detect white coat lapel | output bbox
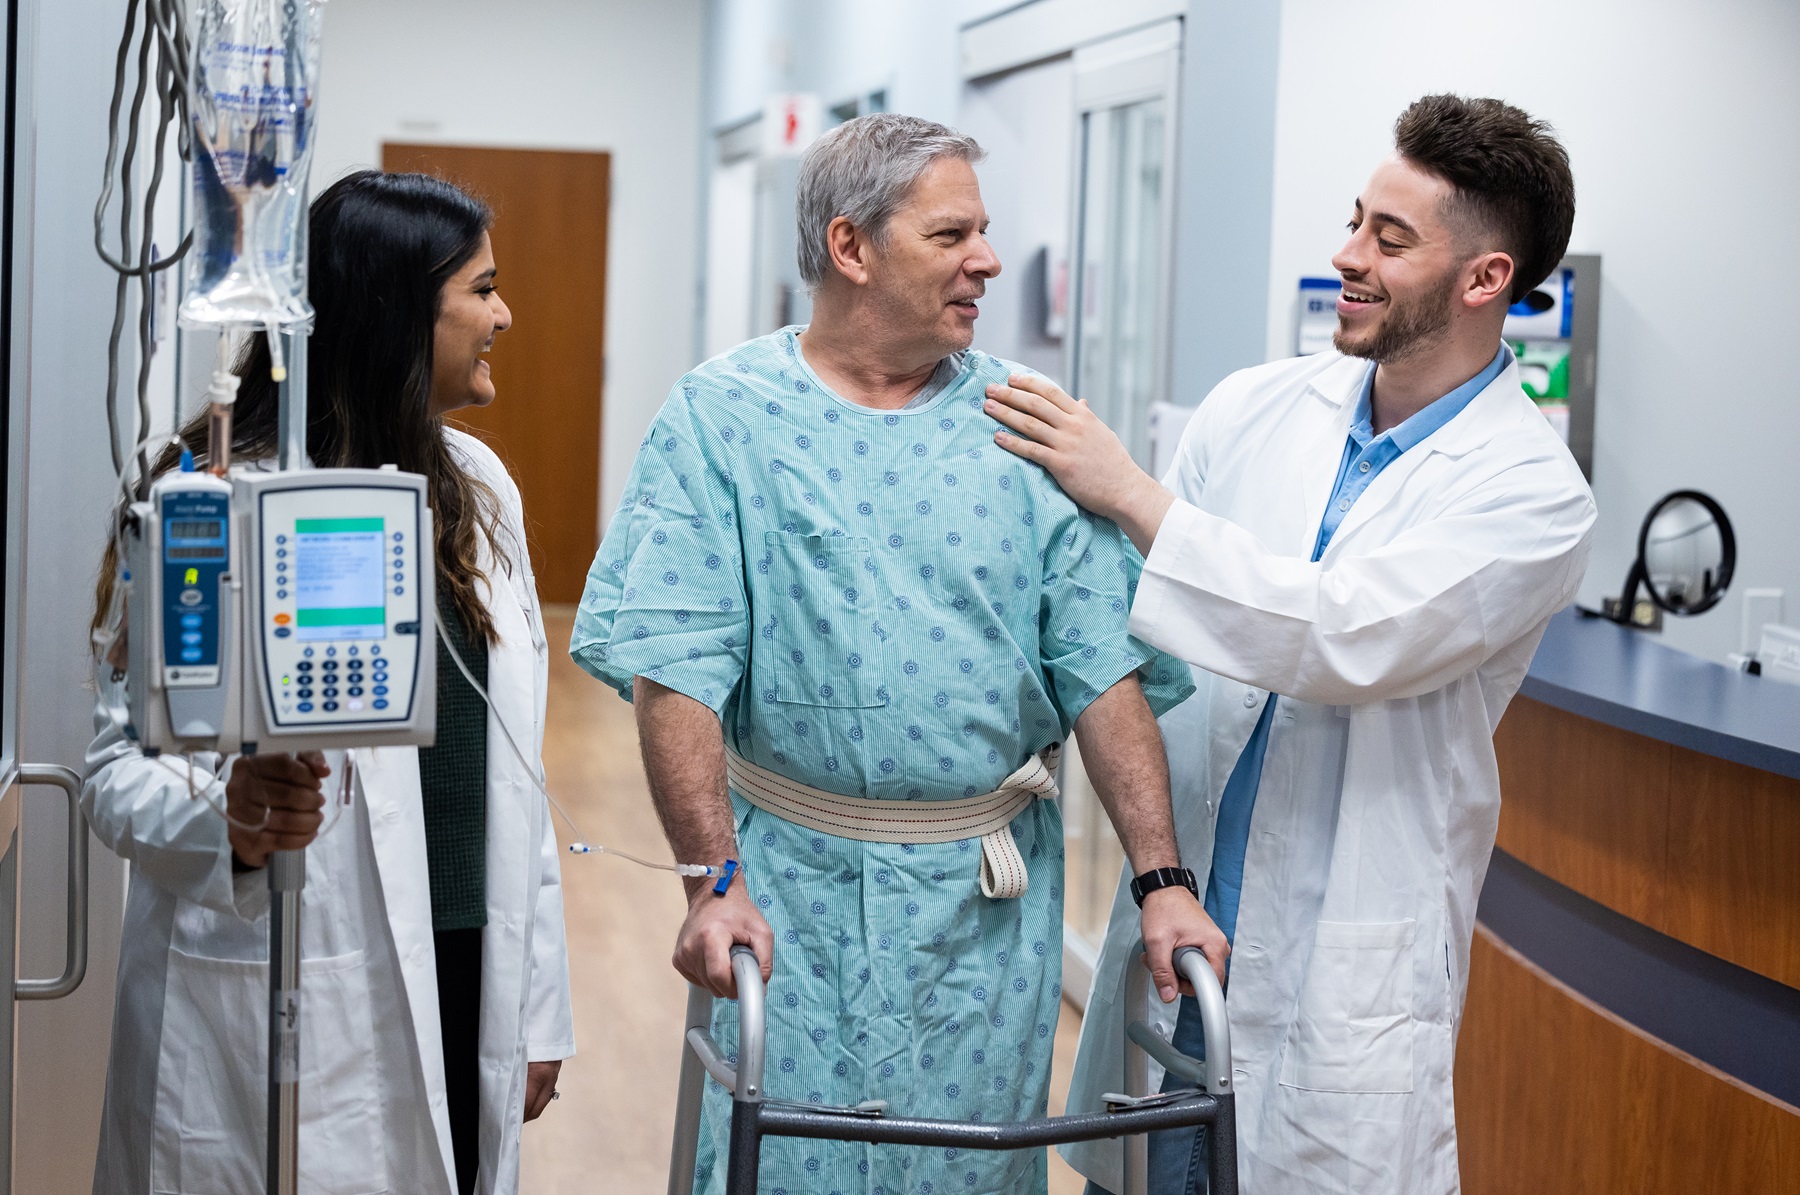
[1295,358,1368,555]
[466,499,558,1190]
[1323,359,1526,555]
[476,566,541,1011]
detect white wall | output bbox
[706,0,966,130]
[1265,0,1800,663]
[312,0,705,527]
[1170,0,1281,396]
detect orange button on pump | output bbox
[273,612,292,626]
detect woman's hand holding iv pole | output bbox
[224,752,330,869]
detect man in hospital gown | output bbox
[572,114,1217,1193]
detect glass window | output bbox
[1071,97,1167,466]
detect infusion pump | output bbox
[125,466,437,754]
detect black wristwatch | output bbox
[1130,866,1199,907]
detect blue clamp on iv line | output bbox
[712,859,739,896]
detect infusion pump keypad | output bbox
[257,485,423,729]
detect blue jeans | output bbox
[1084,993,1211,1195]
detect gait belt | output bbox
[724,746,1061,900]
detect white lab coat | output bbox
[1063,352,1595,1193]
[84,430,575,1195]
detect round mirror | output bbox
[1640,493,1733,614]
[1592,490,1735,628]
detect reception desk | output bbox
[1456,609,1800,1191]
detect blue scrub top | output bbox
[1203,346,1510,947]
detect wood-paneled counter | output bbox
[1455,611,1800,1193]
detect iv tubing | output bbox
[431,606,726,880]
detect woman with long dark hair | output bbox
[84,170,572,1195]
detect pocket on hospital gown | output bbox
[152,947,389,1195]
[752,531,887,708]
[1278,919,1417,1094]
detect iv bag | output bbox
[179,0,327,331]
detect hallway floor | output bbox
[519,606,1086,1194]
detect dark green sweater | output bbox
[417,595,488,931]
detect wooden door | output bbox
[382,143,609,604]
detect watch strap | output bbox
[1130,865,1199,907]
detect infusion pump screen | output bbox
[255,478,425,733]
[294,518,387,641]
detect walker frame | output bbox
[666,942,1237,1195]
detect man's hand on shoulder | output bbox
[673,877,775,999]
[1139,887,1229,1003]
[984,373,1174,555]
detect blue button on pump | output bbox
[373,685,388,696]
[297,702,313,712]
[373,699,389,710]
[323,701,339,712]
[180,613,202,629]
[180,631,202,646]
[274,627,292,638]
[180,648,202,662]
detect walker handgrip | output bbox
[1124,1021,1209,1086]
[686,1027,740,1092]
[1173,946,1232,1096]
[730,945,767,1102]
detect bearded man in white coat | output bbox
[985,95,1597,1193]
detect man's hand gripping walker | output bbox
[667,943,1238,1195]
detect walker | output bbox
[667,942,1237,1194]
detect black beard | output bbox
[1332,268,1458,364]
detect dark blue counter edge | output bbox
[1475,847,1800,1109]
[1519,608,1800,784]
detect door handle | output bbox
[15,764,89,1001]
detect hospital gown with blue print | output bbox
[571,328,1192,1195]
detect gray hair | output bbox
[795,113,985,291]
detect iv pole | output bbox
[267,326,309,1195]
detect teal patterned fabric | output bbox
[572,328,1192,1194]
